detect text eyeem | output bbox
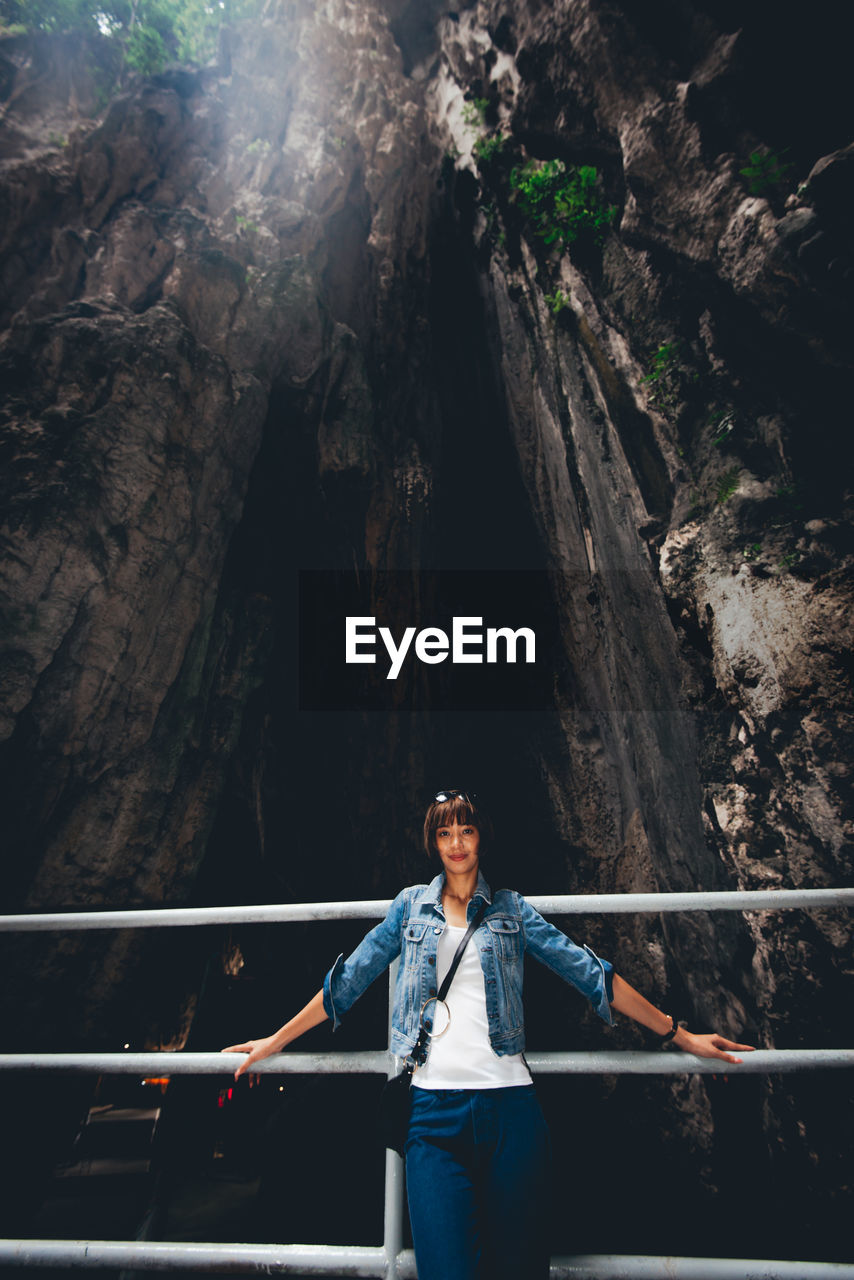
[345,616,536,681]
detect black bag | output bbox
[378,1062,416,1156]
[379,901,487,1156]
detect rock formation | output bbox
[0,0,851,1259]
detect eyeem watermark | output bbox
[298,569,556,711]
[346,616,537,680]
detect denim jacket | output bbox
[322,871,615,1058]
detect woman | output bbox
[223,789,754,1279]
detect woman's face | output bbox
[435,820,480,878]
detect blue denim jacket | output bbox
[322,871,615,1058]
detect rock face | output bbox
[1,0,442,1042]
[0,0,851,1259]
[422,1,852,1255]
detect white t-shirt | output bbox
[412,924,532,1090]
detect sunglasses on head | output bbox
[433,790,478,805]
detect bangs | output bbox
[423,790,493,856]
[433,794,477,829]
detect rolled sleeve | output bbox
[518,896,615,1027]
[321,888,409,1030]
[322,953,345,1027]
[602,958,615,1005]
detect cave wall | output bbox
[422,0,853,1247]
[0,0,852,1258]
[443,0,854,1015]
[1,0,447,1044]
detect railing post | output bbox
[383,959,404,1280]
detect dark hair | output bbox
[423,791,493,858]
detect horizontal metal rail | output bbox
[1,1049,851,1075]
[1,887,852,932]
[521,1049,854,1075]
[0,1241,387,1275]
[3,893,851,1278]
[1,1241,852,1278]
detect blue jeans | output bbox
[405,1086,552,1280]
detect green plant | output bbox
[477,198,501,238]
[641,340,685,411]
[544,288,570,316]
[742,542,762,560]
[235,213,259,234]
[473,133,506,165]
[707,408,736,446]
[0,0,100,34]
[716,466,741,504]
[509,159,616,248]
[779,550,801,570]
[643,340,680,381]
[124,21,166,74]
[246,137,272,156]
[0,0,262,95]
[462,97,489,128]
[740,147,793,196]
[461,95,505,168]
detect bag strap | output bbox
[437,899,487,1000]
[407,899,487,1069]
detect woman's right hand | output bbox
[221,1035,282,1081]
[220,990,328,1083]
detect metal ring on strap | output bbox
[419,995,451,1038]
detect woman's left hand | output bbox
[675,1028,755,1064]
[608,975,757,1066]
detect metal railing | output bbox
[2,1047,853,1076]
[1,1239,853,1277]
[2,886,852,931]
[1,887,852,1279]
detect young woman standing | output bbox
[224,790,754,1279]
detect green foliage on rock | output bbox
[461,97,488,128]
[644,340,681,379]
[641,340,685,411]
[739,147,793,196]
[124,20,166,74]
[473,133,506,166]
[709,408,736,447]
[544,288,570,315]
[509,158,616,248]
[460,95,506,169]
[0,0,89,33]
[0,0,261,76]
[716,466,741,504]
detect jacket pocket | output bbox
[403,920,429,969]
[486,916,522,961]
